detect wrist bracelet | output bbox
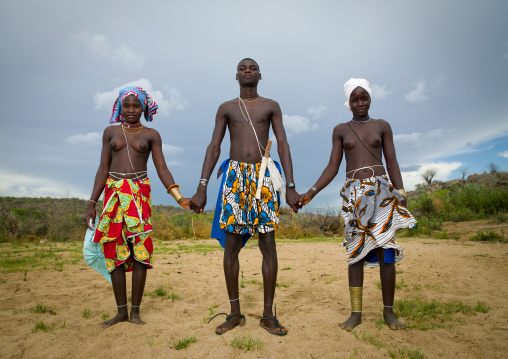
[199,179,208,187]
[397,189,406,197]
[310,186,317,192]
[286,182,295,188]
[168,185,184,204]
[89,199,97,204]
[167,184,179,193]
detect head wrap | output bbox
[343,78,372,110]
[109,86,158,123]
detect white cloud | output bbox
[498,150,508,158]
[405,78,429,103]
[66,132,101,146]
[283,106,325,135]
[162,143,183,155]
[401,161,462,190]
[394,119,508,168]
[93,79,189,117]
[392,122,508,190]
[163,86,190,114]
[73,31,145,69]
[371,84,392,100]
[306,106,327,120]
[283,115,318,135]
[404,75,443,103]
[0,169,89,199]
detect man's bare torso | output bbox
[222,97,275,163]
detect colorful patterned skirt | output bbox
[93,177,154,273]
[219,160,279,235]
[340,175,417,265]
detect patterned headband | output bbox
[109,86,158,123]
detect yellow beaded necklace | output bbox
[122,123,143,135]
[240,96,261,102]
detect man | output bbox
[190,58,299,336]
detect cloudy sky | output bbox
[1,0,507,210]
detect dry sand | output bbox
[1,236,507,358]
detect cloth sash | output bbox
[211,158,282,249]
[93,177,152,243]
[340,175,416,265]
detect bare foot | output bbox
[339,312,362,331]
[130,307,146,325]
[102,312,129,328]
[215,314,246,334]
[384,308,405,330]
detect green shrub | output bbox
[405,184,508,232]
[470,230,504,242]
[404,216,442,238]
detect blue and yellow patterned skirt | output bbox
[219,160,279,235]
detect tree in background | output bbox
[459,167,469,180]
[421,168,438,186]
[487,162,499,174]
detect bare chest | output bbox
[227,104,271,129]
[342,129,382,150]
[109,130,151,153]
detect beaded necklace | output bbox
[350,117,372,123]
[240,96,261,102]
[122,122,143,135]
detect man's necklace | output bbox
[240,96,261,102]
[350,117,372,123]
[238,97,265,157]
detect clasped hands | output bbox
[187,186,305,214]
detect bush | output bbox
[407,183,508,224]
[403,216,442,238]
[407,193,436,218]
[470,230,505,242]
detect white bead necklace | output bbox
[350,117,372,123]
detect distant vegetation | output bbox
[1,172,506,243]
[0,197,343,242]
[404,172,508,239]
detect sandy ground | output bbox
[0,237,507,359]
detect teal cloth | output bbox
[83,216,112,283]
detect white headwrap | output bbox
[343,78,372,110]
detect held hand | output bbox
[84,206,96,230]
[298,192,314,207]
[285,188,300,213]
[179,198,191,210]
[190,190,207,214]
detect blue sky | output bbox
[0,0,507,210]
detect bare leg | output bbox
[376,248,405,330]
[130,255,147,325]
[258,231,287,335]
[102,265,129,327]
[339,259,364,331]
[215,232,244,333]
